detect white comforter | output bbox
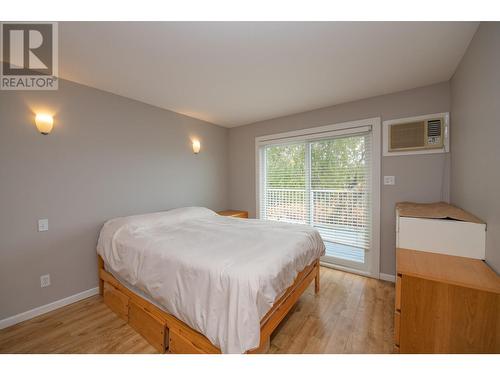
[97,207,325,353]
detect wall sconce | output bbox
[192,139,201,154]
[35,114,54,135]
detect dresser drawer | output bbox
[103,282,129,321]
[129,301,168,353]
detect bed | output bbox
[97,207,325,354]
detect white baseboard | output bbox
[379,273,396,283]
[321,262,396,283]
[0,287,99,330]
[320,261,379,279]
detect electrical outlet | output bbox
[38,219,49,232]
[384,176,396,185]
[40,274,51,288]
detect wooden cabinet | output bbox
[394,248,500,353]
[217,210,249,218]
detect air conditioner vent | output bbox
[427,119,442,137]
[390,121,425,150]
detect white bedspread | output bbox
[97,207,325,353]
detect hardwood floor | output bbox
[0,267,395,354]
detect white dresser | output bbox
[396,201,486,259]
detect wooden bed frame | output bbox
[98,255,320,354]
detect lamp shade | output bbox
[192,140,201,154]
[35,114,54,135]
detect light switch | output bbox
[38,219,49,232]
[384,176,396,185]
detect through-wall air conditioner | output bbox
[383,113,449,156]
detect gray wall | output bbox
[450,22,500,273]
[228,82,451,276]
[0,79,229,319]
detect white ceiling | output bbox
[58,22,478,127]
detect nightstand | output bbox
[217,210,249,218]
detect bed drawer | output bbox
[103,282,129,321]
[169,330,206,354]
[129,301,168,353]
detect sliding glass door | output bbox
[257,120,379,276]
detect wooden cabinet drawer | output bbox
[395,275,402,311]
[129,301,168,353]
[394,311,400,346]
[103,282,129,321]
[169,330,205,354]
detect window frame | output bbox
[255,117,381,279]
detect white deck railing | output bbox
[264,188,368,229]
